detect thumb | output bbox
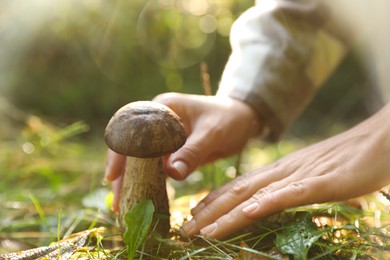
[166,133,213,180]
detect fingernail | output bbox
[182,220,196,236]
[111,203,118,212]
[172,161,188,177]
[200,223,217,236]
[191,202,205,215]
[242,202,259,215]
[101,178,109,186]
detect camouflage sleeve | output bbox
[216,0,350,141]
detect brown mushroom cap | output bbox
[105,101,187,158]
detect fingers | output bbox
[154,93,222,179]
[111,174,124,212]
[198,208,257,240]
[154,93,204,179]
[242,176,333,219]
[195,176,334,239]
[166,133,217,180]
[154,93,261,180]
[190,161,286,215]
[105,149,126,212]
[182,159,340,239]
[182,165,286,237]
[182,177,254,237]
[153,93,192,133]
[190,175,252,216]
[105,149,126,181]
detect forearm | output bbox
[361,103,390,186]
[380,104,390,184]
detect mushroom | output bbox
[104,101,186,235]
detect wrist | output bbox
[223,96,265,138]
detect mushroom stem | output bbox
[118,156,170,235]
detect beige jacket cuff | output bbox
[217,0,348,141]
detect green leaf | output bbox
[123,200,155,260]
[275,213,324,260]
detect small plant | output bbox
[275,212,325,259]
[123,200,155,260]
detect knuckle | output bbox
[153,92,180,106]
[262,192,277,205]
[273,159,283,168]
[211,124,224,136]
[201,189,224,205]
[252,188,270,202]
[250,185,278,205]
[231,176,248,194]
[194,206,211,220]
[202,193,217,205]
[288,182,306,197]
[179,145,203,164]
[217,212,235,225]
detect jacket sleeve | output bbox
[216,0,350,141]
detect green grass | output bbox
[0,115,389,259]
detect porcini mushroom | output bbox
[104,101,186,235]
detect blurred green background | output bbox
[1,0,254,137]
[0,0,373,138]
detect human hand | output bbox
[181,104,390,239]
[153,93,262,180]
[105,92,262,211]
[105,149,126,212]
